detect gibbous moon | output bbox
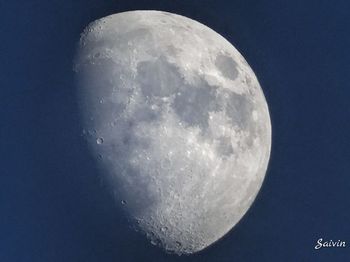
[74,11,271,255]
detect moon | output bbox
[74,11,271,255]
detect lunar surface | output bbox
[74,11,271,255]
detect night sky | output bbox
[1,1,350,261]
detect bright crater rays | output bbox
[74,11,271,255]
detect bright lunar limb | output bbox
[74,11,271,255]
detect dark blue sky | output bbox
[1,1,350,261]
